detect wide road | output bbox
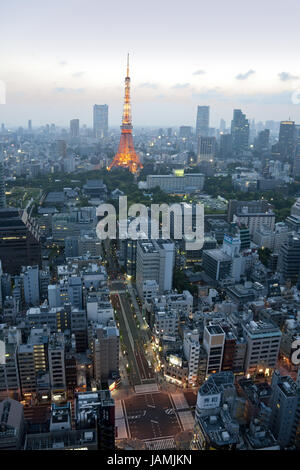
[119,292,156,382]
[111,293,141,386]
[104,238,156,384]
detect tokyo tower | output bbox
[108,54,143,174]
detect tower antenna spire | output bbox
[107,55,143,174]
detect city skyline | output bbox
[1,0,300,127]
[2,0,300,456]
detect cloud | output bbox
[72,71,85,78]
[235,69,255,80]
[278,72,299,81]
[192,70,206,76]
[54,87,85,93]
[191,88,293,105]
[139,82,158,89]
[249,90,293,105]
[58,61,67,66]
[171,83,190,89]
[191,87,226,101]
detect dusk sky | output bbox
[1,0,300,128]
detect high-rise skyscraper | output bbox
[196,106,209,137]
[231,109,250,155]
[219,118,226,133]
[219,134,232,158]
[28,120,32,132]
[269,370,300,447]
[22,266,40,306]
[197,136,216,163]
[278,233,300,283]
[0,208,41,274]
[48,333,66,397]
[0,155,6,209]
[255,129,270,152]
[93,104,108,138]
[108,55,142,174]
[70,119,80,139]
[136,239,174,298]
[56,139,67,158]
[278,120,296,161]
[93,324,119,386]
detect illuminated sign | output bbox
[169,355,182,367]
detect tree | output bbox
[258,247,272,266]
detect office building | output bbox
[136,240,174,298]
[56,140,67,158]
[22,265,40,307]
[196,106,209,137]
[203,324,226,376]
[183,329,201,385]
[197,136,216,163]
[27,304,67,332]
[0,208,41,275]
[255,129,270,153]
[278,234,300,283]
[25,428,97,450]
[48,333,66,397]
[228,199,273,223]
[146,170,205,194]
[291,197,300,218]
[195,371,235,418]
[142,280,159,302]
[70,119,80,139]
[253,222,289,253]
[179,126,192,138]
[193,405,239,450]
[219,133,232,158]
[231,109,249,155]
[0,335,20,400]
[0,398,24,450]
[154,308,179,340]
[17,344,37,397]
[27,327,49,374]
[242,320,282,376]
[202,249,232,281]
[233,208,275,236]
[93,324,119,385]
[75,390,115,450]
[93,104,108,138]
[244,419,279,450]
[222,233,243,282]
[269,371,300,447]
[48,277,83,310]
[278,121,296,161]
[0,156,6,209]
[49,403,71,432]
[286,215,300,233]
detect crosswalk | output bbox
[164,408,175,415]
[134,383,159,394]
[145,438,176,450]
[171,393,189,410]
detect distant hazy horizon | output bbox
[1,0,300,128]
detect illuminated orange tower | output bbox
[108,54,143,174]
